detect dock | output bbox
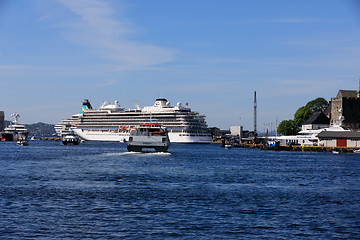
[40,137,61,141]
[232,143,359,153]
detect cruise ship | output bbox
[55,98,212,143]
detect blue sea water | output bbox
[0,141,359,239]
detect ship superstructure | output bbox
[55,98,212,143]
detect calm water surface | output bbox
[0,141,359,239]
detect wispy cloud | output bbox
[265,18,322,23]
[57,0,177,71]
[261,77,344,98]
[98,79,118,87]
[36,15,51,22]
[0,65,68,71]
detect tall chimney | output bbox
[0,111,4,132]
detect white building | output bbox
[317,131,360,147]
[230,126,242,138]
[301,112,330,131]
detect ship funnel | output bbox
[81,99,93,113]
[154,98,168,107]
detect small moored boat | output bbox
[224,144,232,149]
[17,140,29,146]
[127,123,170,152]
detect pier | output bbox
[233,143,359,153]
[40,137,61,141]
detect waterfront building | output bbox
[317,130,360,147]
[325,89,360,129]
[269,112,349,147]
[265,87,360,147]
[210,126,250,143]
[209,127,230,142]
[301,112,330,131]
[230,126,242,138]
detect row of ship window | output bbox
[79,122,206,127]
[80,119,205,123]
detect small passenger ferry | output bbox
[62,133,80,145]
[127,123,170,152]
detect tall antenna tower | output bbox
[254,91,257,137]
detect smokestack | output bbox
[0,111,4,132]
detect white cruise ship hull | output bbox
[73,128,211,143]
[168,132,212,143]
[73,129,128,142]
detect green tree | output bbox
[293,106,312,127]
[293,97,328,128]
[277,119,298,135]
[305,97,328,112]
[277,97,329,135]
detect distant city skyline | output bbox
[0,0,359,130]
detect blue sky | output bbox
[0,0,359,130]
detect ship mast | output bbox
[254,91,257,138]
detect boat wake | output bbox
[101,151,171,157]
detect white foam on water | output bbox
[100,151,171,157]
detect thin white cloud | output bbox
[261,77,345,98]
[0,65,68,71]
[57,0,177,70]
[265,18,322,23]
[98,79,118,87]
[37,15,51,22]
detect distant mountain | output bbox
[25,122,56,137]
[4,120,55,137]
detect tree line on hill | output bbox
[277,97,328,135]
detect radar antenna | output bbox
[134,101,141,110]
[11,113,20,125]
